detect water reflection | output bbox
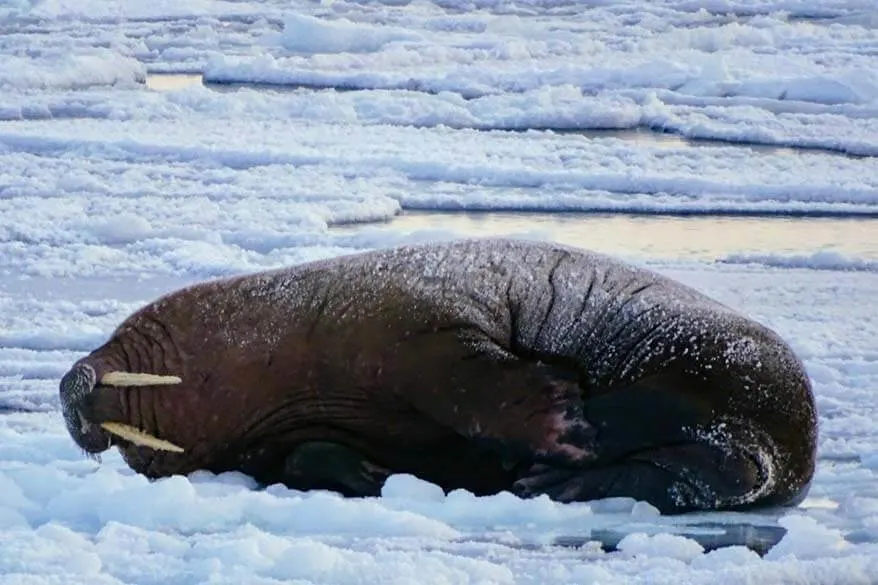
[145,73,204,92]
[374,212,878,261]
[563,129,804,156]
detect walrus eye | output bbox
[99,421,185,453]
[100,372,182,386]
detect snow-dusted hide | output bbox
[59,238,817,514]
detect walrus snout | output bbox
[59,362,185,454]
[59,362,109,454]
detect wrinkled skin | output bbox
[59,238,818,514]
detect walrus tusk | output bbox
[100,372,182,386]
[99,422,185,453]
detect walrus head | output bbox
[55,268,329,483]
[59,361,186,457]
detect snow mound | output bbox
[719,251,878,272]
[0,50,145,91]
[278,13,423,55]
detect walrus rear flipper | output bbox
[512,369,784,514]
[512,440,766,514]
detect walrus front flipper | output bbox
[398,329,596,468]
[283,441,391,497]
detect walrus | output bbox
[58,238,817,514]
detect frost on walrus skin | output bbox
[57,237,818,516]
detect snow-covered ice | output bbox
[1,0,877,583]
[5,0,878,154]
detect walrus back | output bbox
[311,237,818,509]
[101,237,816,510]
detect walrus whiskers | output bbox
[100,372,182,386]
[99,422,185,453]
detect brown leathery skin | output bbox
[59,238,818,511]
